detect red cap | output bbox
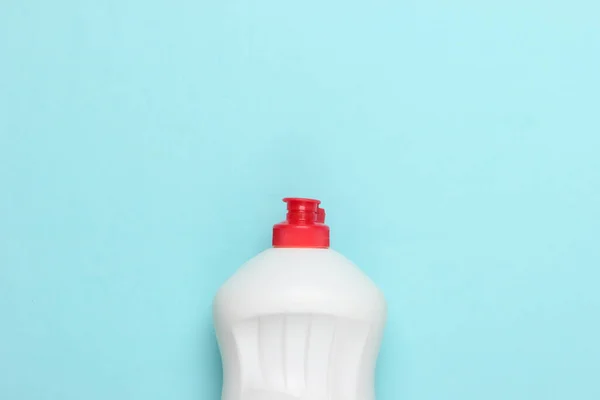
[272,198,330,248]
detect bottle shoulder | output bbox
[213,248,386,324]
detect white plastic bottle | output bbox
[213,198,387,400]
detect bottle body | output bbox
[213,248,387,400]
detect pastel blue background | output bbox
[1,0,599,399]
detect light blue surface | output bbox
[1,1,599,399]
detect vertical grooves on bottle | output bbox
[257,317,265,386]
[282,315,288,390]
[232,314,374,399]
[354,324,372,398]
[303,315,312,390]
[231,326,243,399]
[326,319,337,400]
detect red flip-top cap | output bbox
[272,198,330,248]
